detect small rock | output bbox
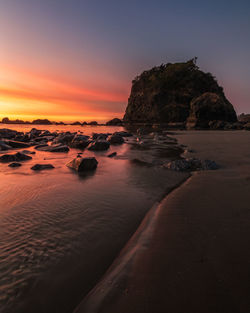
[67,157,98,172]
[0,152,32,163]
[108,152,117,158]
[88,141,110,151]
[31,164,55,171]
[108,134,124,144]
[8,162,22,167]
[166,158,219,171]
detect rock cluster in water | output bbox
[0,126,221,175]
[123,59,238,129]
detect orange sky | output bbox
[0,65,129,123]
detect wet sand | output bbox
[75,130,250,313]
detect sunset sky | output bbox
[0,0,250,122]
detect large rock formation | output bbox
[123,59,237,127]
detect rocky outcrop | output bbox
[123,59,237,127]
[186,93,237,129]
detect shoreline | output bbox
[74,130,250,313]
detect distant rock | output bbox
[31,164,55,171]
[123,59,237,127]
[166,158,219,171]
[238,113,250,123]
[71,121,82,125]
[88,141,110,151]
[88,121,98,125]
[32,119,52,125]
[106,118,123,126]
[67,157,98,172]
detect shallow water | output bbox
[0,125,187,313]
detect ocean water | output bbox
[0,125,187,313]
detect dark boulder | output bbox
[67,157,98,172]
[4,140,30,148]
[108,134,124,144]
[0,152,32,163]
[8,162,22,167]
[88,141,110,151]
[186,93,237,129]
[38,144,69,152]
[123,59,237,127]
[107,152,117,158]
[31,164,55,171]
[0,128,18,139]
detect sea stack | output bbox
[123,59,237,128]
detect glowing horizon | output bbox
[1,0,250,122]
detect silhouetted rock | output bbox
[113,131,132,137]
[69,135,91,149]
[38,144,69,152]
[88,121,98,125]
[124,59,237,127]
[4,140,30,148]
[32,119,52,125]
[8,162,22,167]
[107,152,117,158]
[92,133,109,140]
[0,152,32,163]
[31,164,55,171]
[0,128,18,139]
[52,132,75,144]
[67,157,98,172]
[0,141,12,151]
[71,121,82,125]
[108,134,124,144]
[186,93,237,129]
[88,141,110,151]
[106,118,123,126]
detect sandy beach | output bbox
[75,130,250,313]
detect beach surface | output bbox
[75,130,250,313]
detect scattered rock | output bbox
[31,164,55,171]
[108,134,124,144]
[0,152,32,163]
[38,144,69,152]
[3,140,30,148]
[113,131,132,137]
[166,158,219,171]
[88,141,110,151]
[8,162,22,167]
[67,157,98,172]
[92,133,109,140]
[21,150,36,155]
[107,152,117,158]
